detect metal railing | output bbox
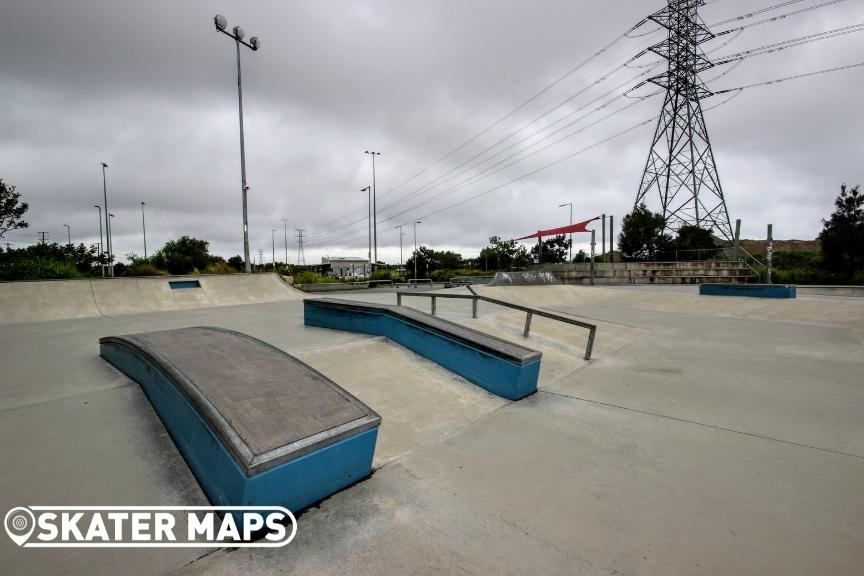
[396,289,597,360]
[449,276,495,287]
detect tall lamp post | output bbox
[64,224,71,245]
[413,221,421,281]
[93,205,104,277]
[213,13,260,274]
[364,151,381,264]
[271,229,277,266]
[101,163,113,276]
[361,186,371,262]
[140,201,148,259]
[281,218,289,265]
[109,213,115,267]
[559,202,573,263]
[394,225,404,274]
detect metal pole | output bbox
[272,229,276,265]
[363,186,371,262]
[414,222,420,281]
[609,215,615,263]
[372,155,377,264]
[282,218,289,264]
[94,205,104,277]
[590,230,596,285]
[101,163,113,277]
[601,214,606,263]
[734,218,741,260]
[568,204,573,262]
[395,225,403,273]
[141,202,147,259]
[236,39,251,274]
[64,224,71,245]
[766,224,773,284]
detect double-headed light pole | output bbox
[364,151,381,265]
[213,13,260,274]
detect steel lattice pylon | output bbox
[635,0,733,241]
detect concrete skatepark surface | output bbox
[1,275,863,575]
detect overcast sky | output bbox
[2,0,862,264]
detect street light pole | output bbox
[140,201,148,259]
[94,205,104,277]
[281,218,289,265]
[394,225,404,273]
[413,221,421,281]
[364,151,381,264]
[559,202,573,263]
[271,229,276,266]
[109,214,115,266]
[64,224,71,245]
[101,162,113,277]
[361,186,371,262]
[213,14,260,274]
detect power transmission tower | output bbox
[257,249,264,268]
[634,0,733,241]
[296,229,306,266]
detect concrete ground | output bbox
[1,280,863,575]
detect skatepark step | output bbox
[304,298,542,401]
[99,326,380,512]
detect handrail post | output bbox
[431,295,436,316]
[472,297,478,319]
[397,292,402,306]
[523,312,533,337]
[584,326,596,361]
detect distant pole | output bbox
[365,151,381,264]
[590,230,596,285]
[609,215,615,263]
[64,224,71,245]
[140,202,148,259]
[101,162,113,277]
[734,219,742,260]
[559,202,573,262]
[601,214,606,263]
[109,214,115,266]
[395,225,404,272]
[271,229,276,265]
[94,205,104,277]
[413,221,421,281]
[362,186,371,262]
[281,218,289,264]
[766,224,773,284]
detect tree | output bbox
[673,224,716,253]
[405,246,436,279]
[227,255,244,272]
[618,203,671,261]
[530,235,571,264]
[481,236,531,270]
[819,184,863,280]
[151,236,212,275]
[0,180,29,238]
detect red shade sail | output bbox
[515,217,600,240]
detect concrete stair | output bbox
[535,260,758,285]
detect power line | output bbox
[713,60,864,95]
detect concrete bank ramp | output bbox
[0,273,304,324]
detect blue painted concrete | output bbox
[100,342,377,512]
[304,301,540,401]
[700,283,797,299]
[168,280,201,289]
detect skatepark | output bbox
[1,274,862,575]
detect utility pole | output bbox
[590,230,596,286]
[361,186,372,262]
[281,218,289,264]
[64,224,71,245]
[271,229,276,266]
[140,202,148,259]
[101,162,113,277]
[296,229,306,265]
[394,225,404,273]
[601,214,606,262]
[364,151,381,264]
[38,232,49,244]
[413,221,421,282]
[559,202,573,263]
[94,205,104,277]
[609,215,615,263]
[634,0,733,241]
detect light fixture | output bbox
[214,14,228,30]
[233,26,245,41]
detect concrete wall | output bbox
[0,274,304,325]
[534,261,758,285]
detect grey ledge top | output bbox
[100,327,380,476]
[307,298,542,366]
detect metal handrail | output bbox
[396,289,596,361]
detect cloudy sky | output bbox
[2,0,862,264]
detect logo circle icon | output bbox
[4,507,36,547]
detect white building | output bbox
[322,256,371,279]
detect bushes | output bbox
[293,271,339,284]
[205,261,237,275]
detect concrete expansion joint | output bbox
[539,390,864,460]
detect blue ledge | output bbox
[100,327,380,512]
[700,283,797,299]
[304,298,542,401]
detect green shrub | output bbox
[293,271,340,284]
[126,262,167,276]
[204,261,237,275]
[16,257,84,280]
